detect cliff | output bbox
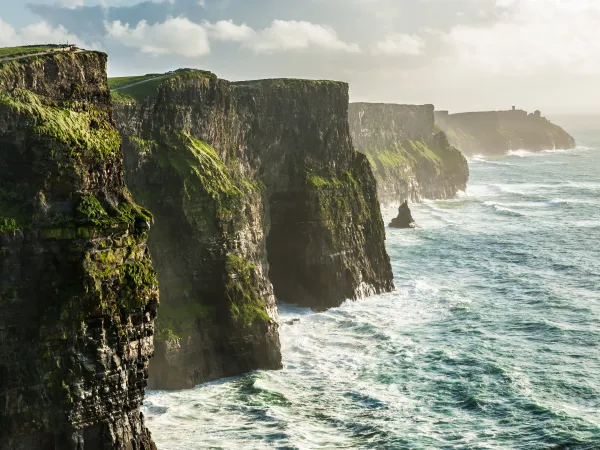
[349,103,469,206]
[0,48,158,449]
[434,109,576,155]
[111,71,394,389]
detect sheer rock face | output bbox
[0,51,158,449]
[349,103,469,206]
[113,72,393,389]
[434,109,576,156]
[232,80,394,310]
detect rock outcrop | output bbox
[389,201,417,229]
[111,71,394,389]
[349,103,469,206]
[434,108,576,155]
[0,48,158,449]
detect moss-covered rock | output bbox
[349,103,469,206]
[0,47,157,450]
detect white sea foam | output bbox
[507,149,538,157]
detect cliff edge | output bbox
[0,47,158,449]
[434,108,576,155]
[111,71,393,389]
[349,103,469,206]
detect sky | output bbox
[1,0,599,114]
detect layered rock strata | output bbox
[112,71,394,389]
[349,103,469,206]
[434,108,576,155]
[0,48,158,449]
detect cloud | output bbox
[204,19,254,42]
[104,16,360,57]
[247,20,360,53]
[442,0,600,74]
[0,17,87,47]
[57,0,85,8]
[105,17,210,57]
[205,19,361,54]
[373,33,424,55]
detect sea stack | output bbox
[349,103,469,206]
[389,201,417,229]
[111,70,394,389]
[0,47,158,449]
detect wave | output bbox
[548,198,598,206]
[565,181,600,192]
[469,154,515,166]
[482,200,524,217]
[507,149,539,158]
[507,148,574,158]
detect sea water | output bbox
[144,133,600,449]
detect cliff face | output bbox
[0,49,158,449]
[349,103,469,206]
[435,109,576,155]
[232,80,393,309]
[112,71,393,389]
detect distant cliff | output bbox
[0,48,158,449]
[434,108,576,155]
[112,71,393,389]
[349,103,469,206]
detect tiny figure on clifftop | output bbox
[389,201,417,229]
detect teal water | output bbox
[144,136,600,449]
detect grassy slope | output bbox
[365,139,442,181]
[0,45,65,59]
[108,74,164,90]
[109,69,216,103]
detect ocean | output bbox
[143,133,600,449]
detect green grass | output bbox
[0,88,121,161]
[109,69,217,103]
[226,253,271,326]
[108,74,163,90]
[0,45,65,59]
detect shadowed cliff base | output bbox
[112,70,394,389]
[434,108,576,156]
[0,47,157,449]
[349,103,469,206]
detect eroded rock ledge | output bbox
[349,103,469,206]
[112,70,394,389]
[434,108,576,155]
[0,49,158,449]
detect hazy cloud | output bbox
[245,20,360,54]
[373,34,424,55]
[105,17,210,57]
[106,16,360,57]
[0,17,88,47]
[57,0,85,9]
[204,19,253,42]
[443,0,600,74]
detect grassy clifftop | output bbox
[109,69,217,103]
